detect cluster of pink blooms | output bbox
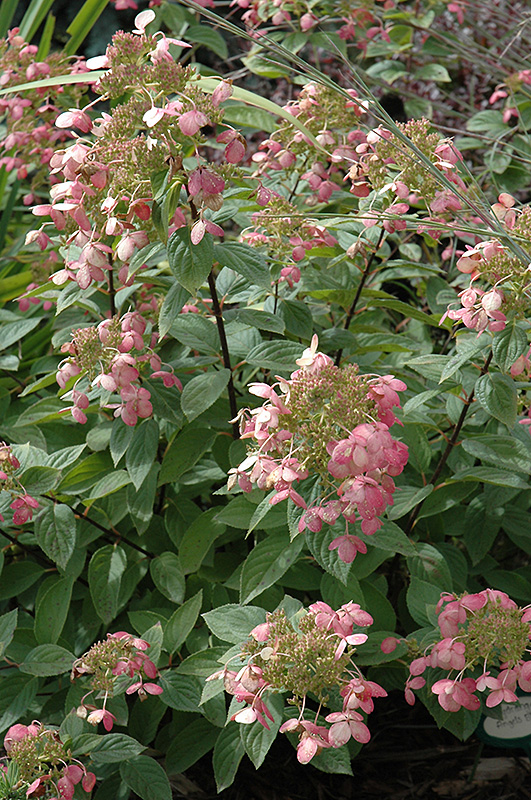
[25,9,250,311]
[383,589,531,713]
[0,442,39,526]
[72,631,163,733]
[441,194,531,337]
[0,28,89,204]
[210,601,386,764]
[56,311,181,426]
[229,336,408,562]
[489,69,531,123]
[3,721,96,799]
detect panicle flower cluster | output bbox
[442,197,531,337]
[56,311,181,426]
[242,195,338,285]
[229,336,408,561]
[209,602,386,764]
[393,589,531,712]
[0,442,39,526]
[0,28,89,205]
[29,10,248,304]
[252,82,367,206]
[347,118,467,229]
[2,721,96,799]
[232,0,394,50]
[72,631,163,731]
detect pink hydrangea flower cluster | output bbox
[229,336,408,561]
[0,442,39,526]
[394,589,531,712]
[209,601,386,764]
[0,28,89,204]
[3,721,96,799]
[442,197,531,340]
[28,11,249,294]
[56,312,181,426]
[72,631,163,732]
[489,69,531,123]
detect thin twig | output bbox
[334,229,385,366]
[404,351,493,534]
[207,271,239,438]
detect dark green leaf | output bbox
[19,644,74,676]
[202,604,266,644]
[164,590,203,654]
[214,241,270,288]
[166,717,220,775]
[240,530,305,604]
[212,723,245,793]
[34,578,73,644]
[126,419,159,490]
[34,504,77,570]
[159,426,216,484]
[88,545,128,625]
[475,372,517,427]
[492,323,528,372]
[150,552,185,604]
[168,228,213,294]
[179,508,226,574]
[120,756,172,800]
[181,369,230,422]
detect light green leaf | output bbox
[126,419,159,490]
[202,604,266,644]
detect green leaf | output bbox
[387,485,433,520]
[368,520,417,556]
[64,0,109,55]
[150,552,185,604]
[159,426,216,484]
[0,676,39,735]
[167,228,213,294]
[181,369,231,422]
[240,530,305,604]
[214,242,270,288]
[439,335,486,383]
[88,545,128,625]
[179,508,226,574]
[407,543,453,590]
[406,577,441,627]
[224,308,285,334]
[86,734,143,764]
[166,717,220,775]
[0,0,18,38]
[0,562,43,600]
[461,434,531,473]
[164,590,203,655]
[449,466,528,488]
[18,0,55,45]
[0,317,41,351]
[86,469,132,500]
[120,755,171,800]
[246,340,304,373]
[0,610,17,658]
[475,372,517,427]
[126,419,159,490]
[212,723,245,793]
[110,421,135,467]
[311,743,354,775]
[186,24,228,58]
[143,379,183,426]
[202,604,266,644]
[466,110,508,136]
[464,499,503,565]
[19,644,74,676]
[492,323,528,372]
[34,578,73,644]
[34,504,77,570]
[158,282,190,338]
[306,525,351,585]
[278,299,313,340]
[415,63,451,82]
[159,673,201,711]
[241,693,284,768]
